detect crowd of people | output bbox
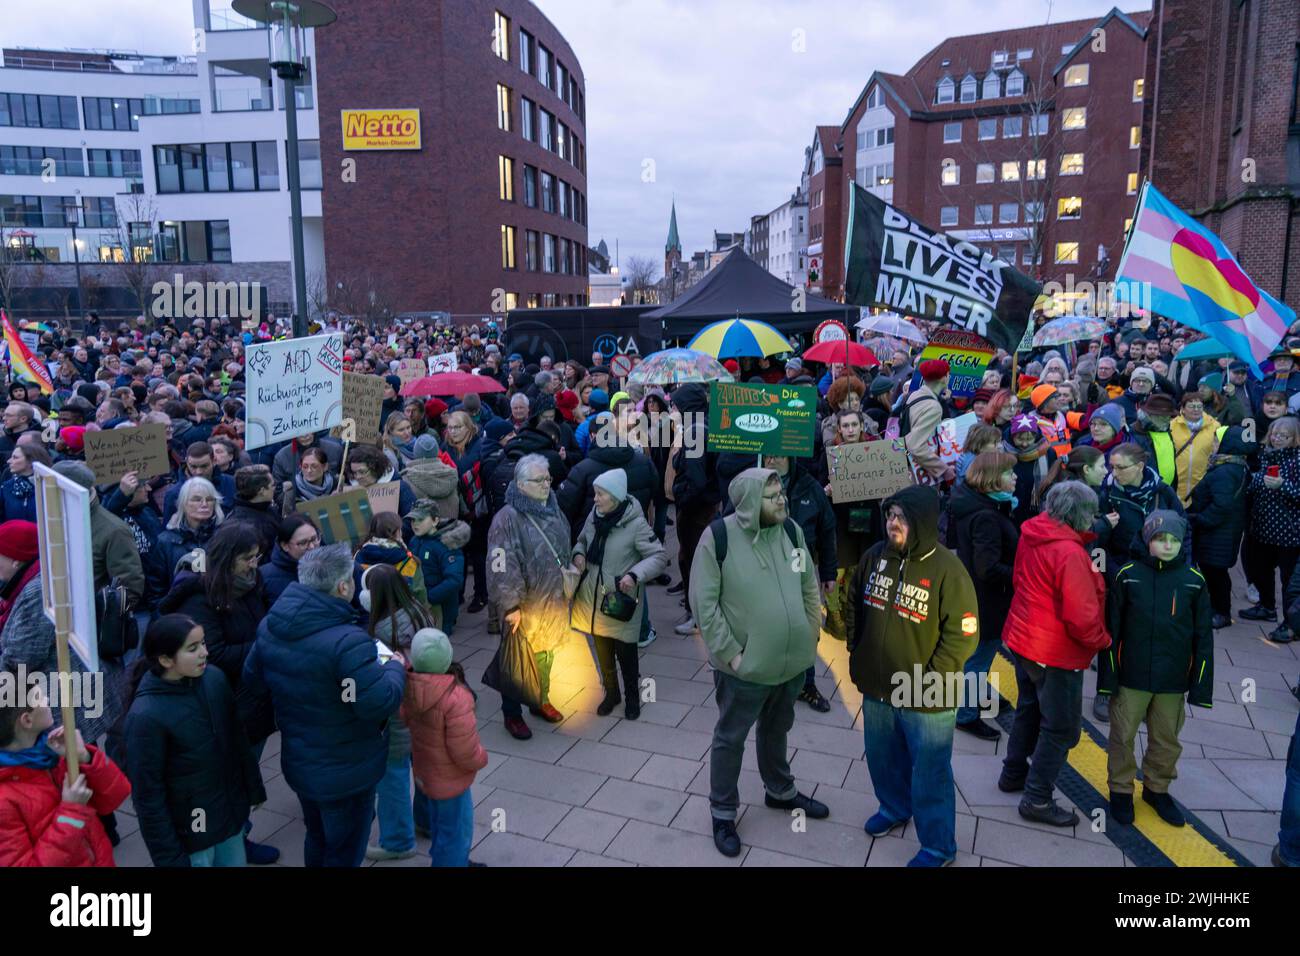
[0,310,1296,870]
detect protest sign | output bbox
[366,481,402,515]
[917,329,995,401]
[826,441,913,503]
[296,487,374,546]
[397,358,427,389]
[427,352,459,374]
[331,372,385,447]
[33,463,97,672]
[83,423,170,481]
[245,333,344,450]
[949,412,979,450]
[706,382,817,458]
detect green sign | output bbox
[706,381,817,457]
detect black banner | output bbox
[843,184,1042,354]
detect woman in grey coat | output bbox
[571,469,667,720]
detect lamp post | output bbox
[233,0,337,340]
[62,200,86,327]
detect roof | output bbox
[816,125,842,160]
[666,201,681,253]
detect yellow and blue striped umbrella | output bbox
[687,318,793,360]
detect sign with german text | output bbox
[341,108,422,150]
[397,358,427,389]
[915,329,995,401]
[826,441,913,503]
[706,382,817,458]
[245,333,344,450]
[331,372,385,447]
[427,352,459,374]
[366,481,402,516]
[83,423,171,482]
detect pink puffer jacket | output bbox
[401,671,488,801]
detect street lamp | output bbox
[233,0,337,340]
[62,199,86,327]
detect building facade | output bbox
[806,125,844,299]
[763,185,808,288]
[1140,0,1300,314]
[748,212,769,271]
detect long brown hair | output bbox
[365,564,435,651]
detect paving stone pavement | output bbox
[107,536,1298,867]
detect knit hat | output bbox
[407,498,438,523]
[919,359,950,381]
[593,468,628,503]
[870,375,895,396]
[412,433,440,459]
[1030,384,1059,410]
[53,459,96,490]
[423,398,448,421]
[722,359,740,375]
[1090,404,1125,434]
[785,357,803,371]
[1142,393,1176,417]
[0,520,39,562]
[410,627,454,674]
[1198,372,1224,392]
[484,419,514,442]
[60,425,86,452]
[385,375,402,393]
[609,391,631,410]
[1142,509,1187,545]
[973,387,994,405]
[1130,366,1156,385]
[589,388,610,411]
[555,390,579,422]
[1009,413,1039,437]
[76,383,100,405]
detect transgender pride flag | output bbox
[1114,181,1294,377]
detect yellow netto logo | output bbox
[341,108,421,150]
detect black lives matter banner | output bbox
[843,184,1042,354]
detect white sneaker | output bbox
[638,627,658,648]
[1247,584,1260,605]
[674,617,696,636]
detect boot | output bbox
[1141,789,1185,827]
[1109,791,1135,825]
[619,644,641,720]
[596,684,622,717]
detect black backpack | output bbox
[95,578,139,661]
[897,391,941,439]
[709,516,800,565]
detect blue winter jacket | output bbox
[409,519,471,634]
[161,470,236,523]
[241,582,406,802]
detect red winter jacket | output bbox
[402,671,488,801]
[1002,512,1111,670]
[0,745,132,867]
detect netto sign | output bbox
[342,108,422,150]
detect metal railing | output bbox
[213,87,273,111]
[3,53,197,74]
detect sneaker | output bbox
[503,716,532,740]
[1239,604,1278,622]
[1141,789,1185,827]
[673,617,697,636]
[1267,625,1295,644]
[907,849,954,867]
[1092,695,1111,722]
[956,718,1001,740]
[467,597,488,614]
[1109,791,1135,825]
[1247,584,1260,605]
[1274,844,1297,868]
[638,627,658,649]
[1211,614,1233,630]
[863,812,907,837]
[798,685,831,713]
[244,837,281,865]
[667,580,685,594]
[1018,799,1079,827]
[528,703,564,723]
[996,772,1026,793]
[366,845,417,861]
[764,792,829,819]
[712,817,741,857]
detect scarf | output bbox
[1093,430,1127,454]
[231,572,258,598]
[1004,437,1049,463]
[7,474,33,508]
[123,513,152,555]
[588,499,630,571]
[0,730,59,770]
[1208,453,1246,470]
[294,469,336,500]
[1106,465,1161,512]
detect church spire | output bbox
[666,199,681,254]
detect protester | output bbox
[354,512,428,607]
[151,477,224,596]
[406,500,469,634]
[1187,426,1251,628]
[670,383,721,636]
[162,441,236,521]
[0,440,51,523]
[271,431,343,487]
[443,411,489,615]
[227,465,281,560]
[902,360,953,484]
[262,513,321,606]
[1240,416,1300,624]
[402,433,461,521]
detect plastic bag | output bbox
[482,619,543,710]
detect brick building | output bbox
[314,0,589,315]
[1140,0,1300,315]
[836,7,1150,305]
[806,125,844,298]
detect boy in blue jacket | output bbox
[407,500,469,635]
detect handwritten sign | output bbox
[366,480,402,515]
[245,332,344,450]
[706,382,817,457]
[83,423,171,481]
[826,441,913,503]
[331,372,385,447]
[296,487,374,546]
[427,352,459,374]
[397,358,426,390]
[914,329,995,401]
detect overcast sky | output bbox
[9,0,1143,279]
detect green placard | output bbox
[706,381,818,457]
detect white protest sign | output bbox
[244,332,344,450]
[33,463,98,672]
[948,412,979,450]
[826,441,913,503]
[427,352,459,374]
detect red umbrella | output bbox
[801,339,880,367]
[401,372,505,397]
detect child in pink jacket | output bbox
[401,629,487,867]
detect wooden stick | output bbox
[43,476,79,782]
[338,439,351,486]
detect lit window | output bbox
[498,156,514,201]
[496,84,511,132]
[1130,125,1141,149]
[501,224,516,269]
[1064,64,1089,87]
[1026,159,1046,180]
[1001,161,1020,182]
[999,202,1019,224]
[943,122,962,143]
[1055,241,1080,264]
[1124,217,1134,234]
[1127,172,1139,195]
[941,161,959,185]
[1058,196,1082,220]
[975,204,993,225]
[936,77,954,104]
[940,206,958,227]
[1003,116,1022,138]
[492,11,511,61]
[1062,107,1087,130]
[979,118,997,140]
[1133,78,1145,101]
[1060,153,1084,175]
[976,163,995,183]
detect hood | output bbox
[671,383,709,414]
[587,441,634,467]
[728,467,777,535]
[264,581,360,642]
[1215,426,1255,458]
[269,543,297,573]
[510,427,557,455]
[158,571,205,614]
[403,457,458,498]
[433,518,472,550]
[357,540,409,565]
[949,479,1006,522]
[403,671,457,715]
[1018,510,1089,550]
[881,484,941,557]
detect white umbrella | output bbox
[855,310,927,345]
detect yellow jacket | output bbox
[1169,414,1220,506]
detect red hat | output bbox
[555,389,579,422]
[60,425,87,452]
[0,520,39,562]
[423,398,449,421]
[919,359,950,382]
[722,359,740,375]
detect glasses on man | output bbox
[525,476,553,485]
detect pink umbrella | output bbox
[400,372,505,398]
[801,339,880,367]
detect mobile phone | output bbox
[376,640,395,664]
[1267,465,1281,479]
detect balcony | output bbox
[213,86,273,111]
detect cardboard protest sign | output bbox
[706,382,817,457]
[366,481,402,515]
[826,441,913,503]
[331,372,385,447]
[296,487,374,546]
[427,352,459,374]
[397,358,427,389]
[245,333,344,450]
[83,422,171,482]
[916,329,995,401]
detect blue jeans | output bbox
[956,641,1001,724]
[1280,710,1300,866]
[414,788,474,867]
[861,697,958,861]
[298,788,377,868]
[375,757,416,853]
[189,832,246,867]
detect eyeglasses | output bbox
[525,476,553,485]
[290,534,320,548]
[1183,403,1204,411]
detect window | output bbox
[538,109,554,151]
[525,230,539,271]
[875,126,894,147]
[82,197,117,229]
[522,165,537,207]
[537,44,553,89]
[856,131,867,151]
[1003,116,1022,138]
[154,146,179,192]
[556,121,568,159]
[975,204,993,225]
[1127,173,1139,195]
[297,140,322,190]
[501,224,516,269]
[540,171,555,213]
[230,142,256,190]
[1026,158,1046,180]
[1133,78,1145,101]
[155,141,278,193]
[255,141,279,189]
[940,206,958,227]
[1005,69,1025,96]
[520,98,535,141]
[1030,113,1048,136]
[1023,245,1042,266]
[997,248,1016,265]
[82,96,146,131]
[1130,125,1141,149]
[1058,196,1083,220]
[1063,64,1089,87]
[543,234,556,272]
[992,50,1009,68]
[1055,242,1079,264]
[179,145,204,192]
[1017,49,1033,62]
[960,75,977,103]
[1001,161,1020,181]
[976,163,995,183]
[558,180,569,218]
[941,161,959,185]
[1060,152,1084,175]
[493,11,510,61]
[982,74,1000,99]
[520,29,534,74]
[1025,201,1044,223]
[1061,107,1087,131]
[943,121,962,143]
[936,77,954,104]
[0,146,83,177]
[498,156,514,201]
[0,93,78,129]
[867,87,884,108]
[86,148,142,178]
[979,118,997,140]
[875,162,894,186]
[497,84,511,132]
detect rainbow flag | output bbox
[1,310,54,395]
[1114,181,1294,376]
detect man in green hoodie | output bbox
[846,484,978,867]
[689,467,828,858]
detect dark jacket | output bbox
[669,383,720,509]
[102,487,167,605]
[485,428,567,513]
[1096,467,1188,560]
[1247,444,1300,548]
[1102,552,1213,707]
[261,543,299,607]
[148,518,219,603]
[0,474,37,524]
[556,442,658,537]
[409,519,471,633]
[946,480,1019,644]
[161,471,236,524]
[1186,429,1250,568]
[241,582,406,803]
[124,667,266,866]
[846,485,979,711]
[226,499,282,562]
[271,434,344,486]
[158,571,269,690]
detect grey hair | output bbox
[298,542,354,594]
[166,477,225,529]
[510,393,530,409]
[514,452,549,483]
[534,371,553,389]
[1044,481,1099,532]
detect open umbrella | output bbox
[627,348,735,386]
[855,311,926,345]
[1172,338,1235,363]
[687,318,793,360]
[801,339,880,367]
[401,372,505,398]
[1032,316,1107,347]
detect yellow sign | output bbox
[341,108,422,150]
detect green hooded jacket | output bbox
[688,468,820,686]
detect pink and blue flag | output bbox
[1114,181,1294,376]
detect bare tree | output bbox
[623,255,659,304]
[326,267,398,330]
[97,192,163,318]
[0,221,31,316]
